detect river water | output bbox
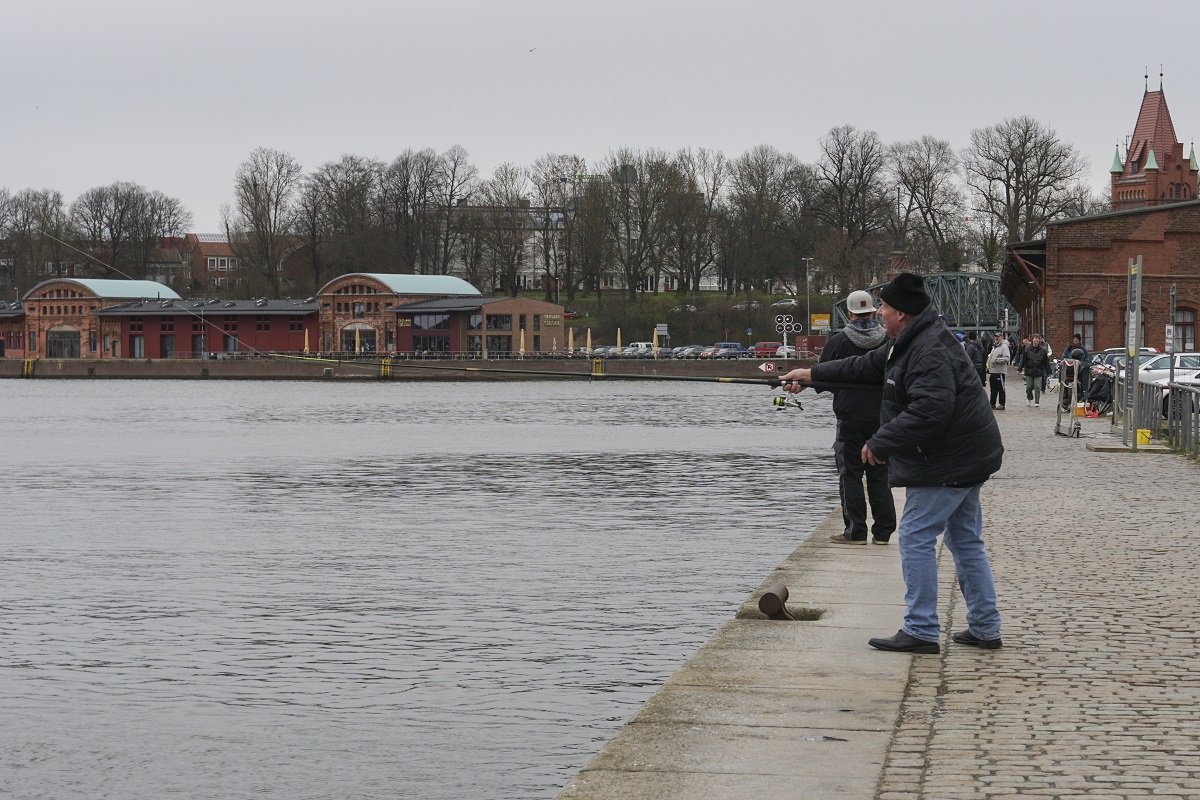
[1,378,839,799]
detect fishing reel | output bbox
[772,393,803,411]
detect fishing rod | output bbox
[268,352,881,393]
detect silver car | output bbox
[1138,352,1200,384]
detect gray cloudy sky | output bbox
[7,0,1198,231]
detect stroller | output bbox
[1084,367,1114,416]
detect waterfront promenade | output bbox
[558,400,1200,799]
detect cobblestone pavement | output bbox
[877,399,1200,799]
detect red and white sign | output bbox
[758,362,776,373]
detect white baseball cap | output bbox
[846,290,876,314]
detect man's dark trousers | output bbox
[834,418,895,541]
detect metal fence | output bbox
[1112,369,1200,457]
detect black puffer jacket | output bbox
[811,305,1004,487]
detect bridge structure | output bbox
[831,271,1018,336]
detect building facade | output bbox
[1004,200,1200,353]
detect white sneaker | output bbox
[1027,400,1032,406]
[1034,402,1040,407]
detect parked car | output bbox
[1138,352,1200,384]
[698,346,720,359]
[563,309,582,319]
[732,300,761,311]
[1092,349,1158,371]
[676,345,704,359]
[1154,369,1200,417]
[752,341,784,358]
[776,345,797,358]
[714,342,750,359]
[771,298,799,308]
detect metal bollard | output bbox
[758,583,798,620]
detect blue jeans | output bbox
[898,485,1001,643]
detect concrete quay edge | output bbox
[557,400,1200,800]
[555,501,911,800]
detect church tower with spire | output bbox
[1111,74,1198,211]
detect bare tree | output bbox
[378,148,442,273]
[293,175,330,294]
[228,147,302,295]
[433,145,478,276]
[661,147,726,295]
[528,153,590,302]
[962,115,1087,243]
[68,182,190,282]
[477,162,534,296]
[725,145,812,292]
[600,148,674,298]
[891,136,966,272]
[5,189,70,292]
[311,155,385,275]
[69,182,146,277]
[813,125,891,288]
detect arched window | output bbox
[1176,309,1196,352]
[1072,307,1095,351]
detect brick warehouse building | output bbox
[316,273,564,356]
[1003,86,1200,353]
[1005,200,1200,353]
[2,273,565,359]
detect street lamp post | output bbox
[801,257,814,334]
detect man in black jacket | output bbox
[819,289,895,545]
[780,273,1004,654]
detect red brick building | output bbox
[1004,88,1200,353]
[1005,200,1200,353]
[316,272,565,355]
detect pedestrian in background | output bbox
[818,290,895,546]
[780,272,1004,654]
[1021,334,1051,407]
[987,332,1011,410]
[965,331,987,386]
[1013,336,1031,372]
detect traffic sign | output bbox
[758,362,776,373]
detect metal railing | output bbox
[1112,368,1200,456]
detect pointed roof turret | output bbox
[1190,143,1198,171]
[1144,145,1159,171]
[1111,146,1124,173]
[1127,90,1178,169]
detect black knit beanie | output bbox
[879,273,930,315]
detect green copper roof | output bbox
[362,274,481,296]
[1190,144,1198,171]
[26,278,181,301]
[1110,146,1124,173]
[324,273,483,296]
[1144,145,1159,171]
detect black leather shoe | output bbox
[868,629,939,654]
[829,534,867,545]
[871,537,890,545]
[952,630,1002,649]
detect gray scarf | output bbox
[843,320,886,350]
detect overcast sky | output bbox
[7,0,1198,231]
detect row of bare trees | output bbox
[2,115,1104,301]
[0,183,192,297]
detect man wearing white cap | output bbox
[816,289,896,545]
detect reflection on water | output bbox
[1,380,838,799]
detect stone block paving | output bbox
[878,399,1200,799]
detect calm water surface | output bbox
[1,379,839,799]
